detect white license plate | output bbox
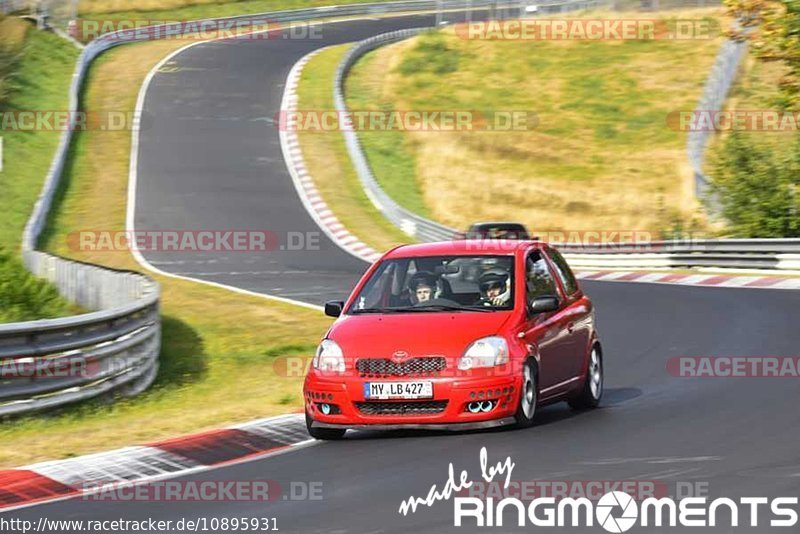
[364,381,433,400]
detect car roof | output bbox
[383,240,543,259]
[468,221,529,231]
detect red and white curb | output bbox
[0,414,310,512]
[279,49,381,264]
[576,270,800,290]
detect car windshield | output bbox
[348,255,515,314]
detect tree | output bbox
[726,0,800,109]
[711,132,800,237]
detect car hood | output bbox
[328,311,513,362]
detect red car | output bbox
[303,239,603,439]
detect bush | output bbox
[398,32,465,76]
[0,44,18,107]
[709,131,800,237]
[0,249,71,322]
[0,17,23,109]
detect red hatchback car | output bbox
[303,240,603,439]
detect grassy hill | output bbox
[346,8,728,237]
[0,17,77,321]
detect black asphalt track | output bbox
[133,12,475,304]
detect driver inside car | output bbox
[476,268,511,307]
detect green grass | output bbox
[0,22,77,250]
[344,8,728,235]
[296,45,410,251]
[0,33,20,104]
[346,44,430,217]
[0,19,80,321]
[0,250,73,321]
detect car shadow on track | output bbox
[601,387,642,407]
[342,389,641,441]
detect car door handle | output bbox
[567,322,575,334]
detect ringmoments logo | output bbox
[397,448,800,531]
[596,491,637,533]
[452,493,800,530]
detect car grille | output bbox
[356,357,446,377]
[354,401,448,416]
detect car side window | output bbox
[354,262,395,310]
[525,252,558,299]
[548,248,579,296]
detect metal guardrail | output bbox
[0,262,160,416]
[687,36,748,201]
[1,247,160,416]
[555,240,800,271]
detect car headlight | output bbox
[313,339,345,373]
[458,336,509,370]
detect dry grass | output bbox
[350,8,728,236]
[0,16,29,45]
[296,45,410,252]
[78,0,382,19]
[0,38,331,468]
[80,0,240,13]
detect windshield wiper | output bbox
[351,305,496,314]
[404,305,493,313]
[350,308,408,314]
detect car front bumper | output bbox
[304,372,522,428]
[309,417,518,432]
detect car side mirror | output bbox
[528,295,559,315]
[324,300,344,318]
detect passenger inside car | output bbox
[408,271,437,304]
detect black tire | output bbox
[569,344,603,410]
[514,360,538,428]
[305,413,346,440]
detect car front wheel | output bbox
[514,360,538,428]
[305,413,346,440]
[568,344,603,410]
